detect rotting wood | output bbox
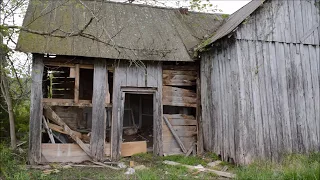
[29,54,43,164]
[185,142,196,157]
[47,122,82,139]
[74,64,80,103]
[163,116,187,153]
[90,161,120,170]
[43,105,92,158]
[42,116,55,144]
[163,161,236,178]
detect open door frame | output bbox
[111,87,163,160]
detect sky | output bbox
[115,0,251,14]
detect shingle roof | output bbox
[16,0,224,61]
[195,0,265,51]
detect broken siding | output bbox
[201,38,320,164]
[236,0,320,45]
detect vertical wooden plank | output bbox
[270,42,284,159]
[276,42,292,153]
[308,45,319,149]
[91,59,107,161]
[285,43,298,153]
[154,62,163,156]
[74,64,80,103]
[258,41,271,159]
[236,40,246,164]
[105,71,110,104]
[217,48,225,159]
[250,41,264,159]
[293,45,308,153]
[301,45,316,151]
[264,42,278,161]
[293,0,304,40]
[29,54,44,164]
[230,41,240,163]
[196,62,204,154]
[245,40,256,163]
[287,0,297,43]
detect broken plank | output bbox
[163,86,196,98]
[43,105,92,158]
[163,101,197,108]
[166,119,197,126]
[163,96,196,104]
[47,122,82,139]
[165,114,196,120]
[163,161,236,178]
[163,116,187,153]
[163,70,197,76]
[42,116,55,144]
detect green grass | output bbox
[236,153,320,180]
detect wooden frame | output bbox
[111,87,162,160]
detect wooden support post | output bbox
[74,64,80,103]
[91,59,107,161]
[29,54,44,164]
[196,69,204,154]
[42,116,55,144]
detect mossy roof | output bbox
[16,0,224,61]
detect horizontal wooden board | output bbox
[163,70,197,76]
[163,101,197,108]
[163,96,196,105]
[167,119,197,126]
[52,83,74,89]
[121,141,147,157]
[163,136,196,143]
[52,78,75,83]
[163,126,197,137]
[41,141,146,163]
[163,65,198,71]
[163,86,196,98]
[165,114,196,120]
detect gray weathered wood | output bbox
[163,116,187,153]
[90,59,107,161]
[28,54,44,164]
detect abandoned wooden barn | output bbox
[197,0,320,164]
[16,0,224,164]
[17,0,320,165]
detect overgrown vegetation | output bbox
[237,153,320,180]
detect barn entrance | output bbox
[118,88,157,155]
[122,93,154,152]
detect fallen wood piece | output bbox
[47,122,82,139]
[163,160,236,178]
[185,143,196,157]
[70,164,106,168]
[26,165,51,170]
[207,161,222,168]
[90,161,120,170]
[42,116,55,144]
[163,116,187,153]
[16,141,27,147]
[43,105,91,158]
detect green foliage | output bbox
[236,153,320,180]
[0,143,30,180]
[162,154,208,166]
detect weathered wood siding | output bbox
[111,61,163,160]
[201,38,320,164]
[236,0,320,45]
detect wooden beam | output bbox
[196,70,204,154]
[29,54,44,164]
[42,116,55,144]
[90,59,107,161]
[163,116,187,153]
[43,105,91,158]
[163,161,236,178]
[47,122,82,139]
[74,64,80,103]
